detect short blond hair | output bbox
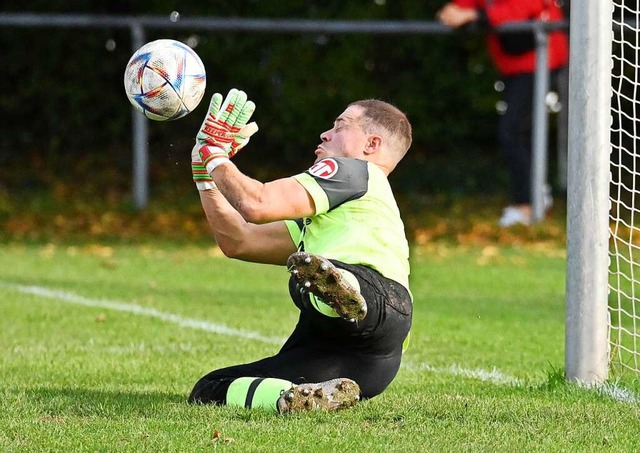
[349,99,412,161]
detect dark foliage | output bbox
[1,1,518,200]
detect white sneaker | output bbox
[499,206,531,227]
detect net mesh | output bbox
[610,2,640,374]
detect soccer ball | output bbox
[123,39,206,121]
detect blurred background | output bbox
[0,1,568,244]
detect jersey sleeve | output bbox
[284,219,304,246]
[292,157,369,215]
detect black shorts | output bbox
[188,261,412,404]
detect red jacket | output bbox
[454,0,569,76]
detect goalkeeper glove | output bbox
[191,146,216,191]
[196,89,258,174]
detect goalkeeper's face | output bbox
[315,106,369,163]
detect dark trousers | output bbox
[498,70,564,205]
[188,261,413,404]
[498,72,534,205]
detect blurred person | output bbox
[437,0,569,226]
[187,89,412,413]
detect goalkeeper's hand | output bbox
[191,145,216,191]
[195,89,258,174]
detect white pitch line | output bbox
[3,281,640,404]
[0,282,284,345]
[402,361,524,386]
[595,382,640,404]
[404,362,640,404]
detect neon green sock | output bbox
[309,269,361,318]
[226,377,293,413]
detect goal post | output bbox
[564,0,612,384]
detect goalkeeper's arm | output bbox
[208,159,315,224]
[198,188,297,265]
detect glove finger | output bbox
[229,123,258,158]
[207,93,223,117]
[236,121,259,139]
[233,101,256,129]
[215,88,240,122]
[196,93,223,145]
[223,90,248,126]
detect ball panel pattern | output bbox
[124,39,206,121]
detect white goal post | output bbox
[566,0,640,383]
[564,0,612,384]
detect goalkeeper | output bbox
[188,89,413,414]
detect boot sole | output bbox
[277,378,361,413]
[287,252,367,321]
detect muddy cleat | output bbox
[277,378,361,414]
[287,252,367,321]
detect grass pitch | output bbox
[1,241,639,452]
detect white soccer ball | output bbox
[123,39,206,121]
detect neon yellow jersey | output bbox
[284,157,410,292]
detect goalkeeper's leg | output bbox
[189,374,360,414]
[187,348,365,413]
[188,258,412,412]
[189,315,409,412]
[286,252,367,322]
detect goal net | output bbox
[609,1,640,374]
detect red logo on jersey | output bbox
[308,158,338,179]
